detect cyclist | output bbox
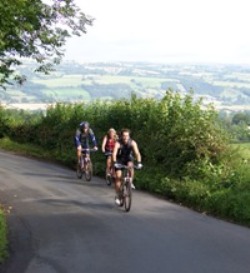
[112,128,142,205]
[101,128,118,181]
[74,121,98,166]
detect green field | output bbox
[225,72,250,83]
[28,74,171,102]
[33,75,84,87]
[42,88,91,100]
[34,74,168,88]
[214,81,250,89]
[232,142,250,161]
[2,62,250,107]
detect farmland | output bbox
[1,61,250,112]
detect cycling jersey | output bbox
[74,128,97,148]
[117,139,133,164]
[105,138,116,152]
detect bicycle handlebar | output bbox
[104,152,112,157]
[114,163,142,170]
[81,148,98,152]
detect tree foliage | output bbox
[0,0,93,87]
[232,112,250,125]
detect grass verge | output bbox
[0,137,53,159]
[0,208,8,263]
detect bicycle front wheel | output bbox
[124,180,132,212]
[106,173,113,186]
[85,160,93,181]
[76,163,83,179]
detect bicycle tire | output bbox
[76,163,83,179]
[124,180,132,212]
[119,198,124,207]
[85,160,93,181]
[106,174,112,186]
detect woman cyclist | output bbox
[101,128,117,184]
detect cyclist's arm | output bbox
[112,141,120,163]
[74,129,81,147]
[89,129,98,148]
[101,135,107,153]
[131,140,141,163]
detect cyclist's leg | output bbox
[106,155,112,175]
[110,163,116,178]
[108,152,116,178]
[115,169,122,192]
[127,161,134,179]
[114,166,122,204]
[76,145,82,159]
[77,145,82,163]
[127,161,136,189]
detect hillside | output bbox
[1,61,250,112]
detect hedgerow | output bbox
[0,90,249,226]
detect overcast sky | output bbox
[64,0,250,64]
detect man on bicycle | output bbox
[74,121,98,165]
[112,128,142,205]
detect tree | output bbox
[0,0,93,87]
[232,112,250,125]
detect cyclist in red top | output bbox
[101,128,118,184]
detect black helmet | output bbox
[80,121,89,130]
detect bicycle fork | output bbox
[123,177,132,195]
[81,157,89,170]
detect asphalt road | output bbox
[0,150,249,273]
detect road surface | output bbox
[0,150,249,273]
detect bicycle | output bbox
[104,150,115,186]
[115,163,142,212]
[76,148,97,181]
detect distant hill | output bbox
[1,61,250,112]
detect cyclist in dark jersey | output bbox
[112,128,142,205]
[74,121,98,164]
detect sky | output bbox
[63,0,250,65]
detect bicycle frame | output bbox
[115,163,135,212]
[76,148,97,181]
[116,163,138,179]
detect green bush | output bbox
[205,190,250,225]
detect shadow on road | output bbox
[22,172,73,180]
[36,198,113,211]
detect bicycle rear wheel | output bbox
[85,160,93,181]
[124,180,132,212]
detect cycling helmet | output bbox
[80,121,89,129]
